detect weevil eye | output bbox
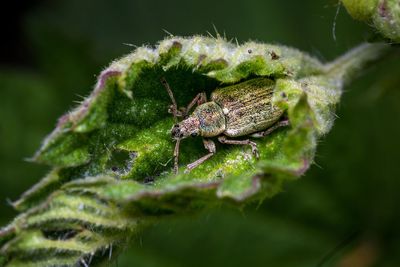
[171,126,180,137]
[191,132,198,137]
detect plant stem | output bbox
[324,43,391,86]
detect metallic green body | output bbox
[168,77,284,172]
[194,102,226,137]
[173,77,283,139]
[211,78,283,137]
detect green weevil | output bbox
[161,77,289,173]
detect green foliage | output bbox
[342,0,400,42]
[0,35,390,266]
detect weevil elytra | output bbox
[161,77,289,173]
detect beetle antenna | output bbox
[173,138,181,174]
[161,77,179,122]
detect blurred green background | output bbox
[1,1,399,266]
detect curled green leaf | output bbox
[0,36,390,266]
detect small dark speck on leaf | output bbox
[107,150,137,175]
[248,49,252,54]
[198,54,207,64]
[171,41,183,50]
[129,151,138,160]
[269,51,280,60]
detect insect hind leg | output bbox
[250,119,289,138]
[218,136,259,159]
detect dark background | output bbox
[1,1,399,266]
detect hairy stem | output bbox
[324,42,391,86]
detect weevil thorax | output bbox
[194,102,226,137]
[171,101,226,140]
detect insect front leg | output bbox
[173,138,181,174]
[185,139,216,172]
[250,119,290,138]
[161,77,207,119]
[218,136,259,159]
[161,77,181,121]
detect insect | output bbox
[161,77,289,173]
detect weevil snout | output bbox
[170,117,200,140]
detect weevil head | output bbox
[171,102,226,140]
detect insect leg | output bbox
[161,77,207,119]
[185,139,216,172]
[182,92,207,117]
[161,77,182,122]
[173,138,181,174]
[218,136,259,159]
[250,119,290,138]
